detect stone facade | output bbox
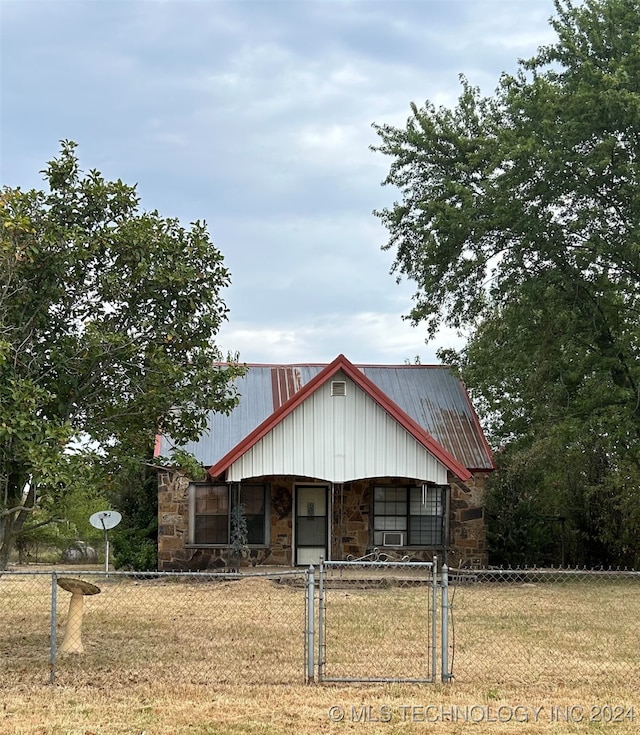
[157,470,191,570]
[448,471,490,568]
[157,471,297,570]
[332,479,371,560]
[158,470,489,571]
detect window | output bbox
[193,485,228,544]
[239,484,267,545]
[408,486,444,545]
[373,485,446,546]
[190,483,268,546]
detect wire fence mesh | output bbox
[446,567,640,689]
[1,572,53,686]
[318,559,437,683]
[1,569,309,688]
[2,563,639,691]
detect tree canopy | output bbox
[373,0,640,566]
[0,142,243,568]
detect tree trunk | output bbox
[0,480,35,571]
[0,529,13,571]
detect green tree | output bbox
[373,0,640,565]
[0,142,243,569]
[107,454,159,571]
[14,454,108,563]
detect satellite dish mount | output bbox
[89,510,122,573]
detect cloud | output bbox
[1,0,557,364]
[217,310,466,365]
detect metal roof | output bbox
[158,360,493,472]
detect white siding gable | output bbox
[226,371,448,484]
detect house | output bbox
[156,354,494,570]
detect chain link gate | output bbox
[317,558,439,683]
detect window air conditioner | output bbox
[382,531,404,547]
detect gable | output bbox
[223,370,451,484]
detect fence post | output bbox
[431,556,438,681]
[50,571,58,685]
[441,563,452,683]
[317,559,324,682]
[307,565,315,683]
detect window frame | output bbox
[188,482,270,547]
[372,484,447,547]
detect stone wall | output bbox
[157,471,489,570]
[449,471,490,568]
[330,474,489,566]
[158,472,297,571]
[331,480,370,559]
[157,470,191,570]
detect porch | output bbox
[157,471,487,572]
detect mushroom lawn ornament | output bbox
[57,577,101,654]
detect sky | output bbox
[0,0,557,365]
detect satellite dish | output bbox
[90,510,122,531]
[89,511,122,574]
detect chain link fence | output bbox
[446,566,640,689]
[318,559,437,683]
[1,571,52,686]
[2,563,639,690]
[1,569,310,688]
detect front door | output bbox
[295,485,329,565]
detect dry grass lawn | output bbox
[1,568,638,735]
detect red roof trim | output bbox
[208,354,473,482]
